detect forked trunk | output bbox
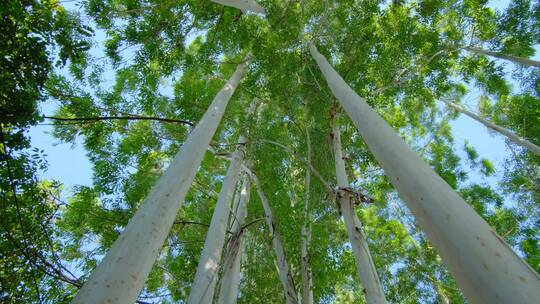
[71,57,250,304]
[188,135,247,304]
[217,174,251,304]
[331,121,387,304]
[310,43,540,304]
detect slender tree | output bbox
[331,115,387,304]
[217,174,251,304]
[442,99,540,156]
[300,129,314,304]
[309,42,540,304]
[249,169,299,304]
[71,57,250,304]
[464,46,540,68]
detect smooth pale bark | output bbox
[443,100,540,156]
[217,174,251,304]
[188,135,247,304]
[211,0,266,15]
[300,130,313,304]
[249,171,299,304]
[465,46,540,68]
[331,122,387,304]
[310,43,540,304]
[71,58,250,304]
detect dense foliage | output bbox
[1,0,539,303]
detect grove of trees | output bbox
[1,0,540,303]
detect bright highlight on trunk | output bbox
[71,58,250,304]
[309,42,540,304]
[217,174,251,304]
[210,0,266,15]
[331,120,387,304]
[443,100,540,156]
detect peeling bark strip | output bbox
[71,57,250,304]
[188,137,247,304]
[211,0,266,15]
[249,170,299,304]
[310,43,540,304]
[464,46,540,68]
[331,122,387,304]
[443,100,540,157]
[217,174,251,304]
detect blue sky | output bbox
[28,0,536,199]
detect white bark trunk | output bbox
[249,171,299,304]
[211,0,266,15]
[331,122,387,304]
[310,43,540,304]
[71,58,250,304]
[465,46,540,68]
[217,174,251,304]
[188,135,247,304]
[443,100,540,156]
[300,130,313,304]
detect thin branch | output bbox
[42,116,194,126]
[241,218,264,231]
[256,139,335,194]
[255,139,374,204]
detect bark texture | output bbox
[331,121,387,304]
[443,100,540,156]
[310,42,540,304]
[71,58,250,304]
[250,170,299,304]
[465,46,540,68]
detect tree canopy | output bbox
[1,0,540,303]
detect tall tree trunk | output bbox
[71,58,250,304]
[217,174,251,304]
[331,120,388,304]
[300,129,314,304]
[211,0,266,15]
[443,100,540,156]
[249,170,299,304]
[188,135,247,304]
[309,43,540,304]
[464,46,540,68]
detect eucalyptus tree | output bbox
[464,46,540,68]
[72,58,250,304]
[188,100,255,304]
[309,42,540,304]
[442,99,540,156]
[300,128,313,304]
[249,169,300,304]
[217,174,251,304]
[330,115,387,304]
